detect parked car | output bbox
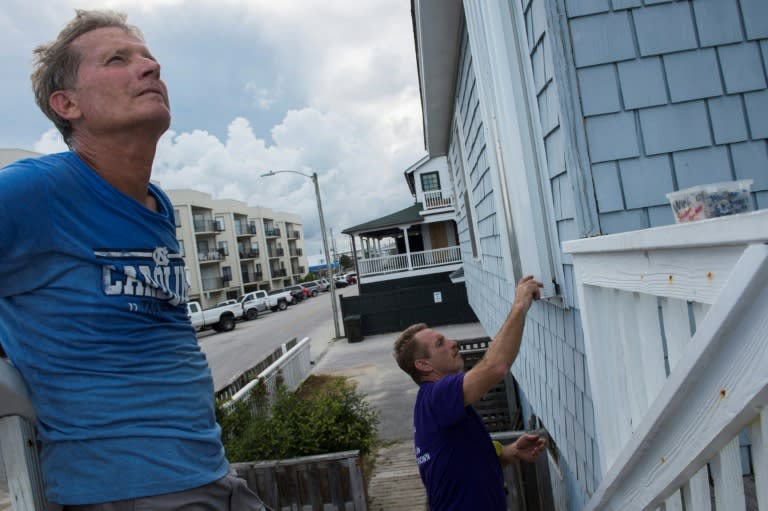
[283,285,305,303]
[239,289,293,318]
[300,281,320,297]
[216,299,238,307]
[345,272,357,284]
[187,301,239,332]
[316,278,330,291]
[333,276,349,288]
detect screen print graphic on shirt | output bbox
[99,246,189,311]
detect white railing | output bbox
[563,209,768,511]
[358,246,461,276]
[422,189,453,210]
[0,360,44,511]
[225,337,312,414]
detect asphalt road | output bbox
[199,284,356,390]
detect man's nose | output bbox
[139,57,161,78]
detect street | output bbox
[199,285,356,390]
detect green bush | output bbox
[217,375,379,462]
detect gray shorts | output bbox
[50,474,272,511]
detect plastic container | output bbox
[666,179,753,223]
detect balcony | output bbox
[422,189,453,210]
[288,230,301,239]
[235,226,254,237]
[193,219,217,233]
[268,248,284,258]
[198,251,223,263]
[242,271,264,284]
[358,246,462,278]
[264,227,281,237]
[201,277,225,291]
[562,210,768,511]
[239,250,260,260]
[271,268,287,278]
[292,266,306,275]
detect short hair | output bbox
[393,323,429,384]
[30,9,144,147]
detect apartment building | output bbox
[166,189,308,308]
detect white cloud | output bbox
[32,129,68,154]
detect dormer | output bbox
[404,155,454,216]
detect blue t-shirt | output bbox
[414,373,506,511]
[0,152,228,504]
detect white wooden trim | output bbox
[563,209,768,255]
[635,293,667,407]
[682,467,712,511]
[711,437,747,511]
[568,245,745,305]
[660,297,690,374]
[753,408,767,511]
[664,490,684,511]
[0,416,45,511]
[584,243,768,510]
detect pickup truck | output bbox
[187,301,240,332]
[239,289,293,318]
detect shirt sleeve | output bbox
[0,159,55,297]
[424,373,468,428]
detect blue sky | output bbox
[1,0,426,256]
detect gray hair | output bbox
[31,9,144,147]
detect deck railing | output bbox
[358,245,461,276]
[422,189,453,210]
[563,209,768,511]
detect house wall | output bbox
[411,155,452,206]
[450,1,768,509]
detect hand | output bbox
[502,433,547,464]
[513,276,543,313]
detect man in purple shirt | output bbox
[394,276,547,510]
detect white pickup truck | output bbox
[187,301,240,332]
[239,289,293,319]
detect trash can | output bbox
[344,314,364,343]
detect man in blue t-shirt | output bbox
[394,276,547,510]
[0,9,271,510]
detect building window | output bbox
[174,209,181,227]
[222,266,232,283]
[178,240,185,257]
[218,241,229,257]
[215,216,225,231]
[420,171,441,192]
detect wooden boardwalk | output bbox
[367,441,427,511]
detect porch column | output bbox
[401,225,413,270]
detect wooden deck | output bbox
[367,441,427,511]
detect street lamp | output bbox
[261,170,341,339]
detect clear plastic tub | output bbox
[666,179,753,223]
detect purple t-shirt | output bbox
[414,372,505,510]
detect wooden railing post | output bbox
[1,360,44,511]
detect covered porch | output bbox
[342,203,461,285]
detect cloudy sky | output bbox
[1,0,426,256]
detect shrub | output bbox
[218,375,379,462]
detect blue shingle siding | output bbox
[708,95,750,145]
[598,209,649,234]
[633,2,698,57]
[744,89,768,138]
[732,141,768,188]
[619,155,675,208]
[545,128,566,177]
[741,0,768,40]
[693,0,743,47]
[648,204,675,226]
[611,0,642,11]
[672,146,733,188]
[565,0,610,18]
[617,57,668,109]
[718,43,767,94]
[585,112,640,162]
[577,65,621,115]
[592,162,625,212]
[663,49,723,102]
[757,191,768,208]
[639,101,712,155]
[570,12,636,67]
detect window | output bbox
[218,241,229,257]
[215,216,225,231]
[420,172,441,192]
[178,240,185,257]
[222,266,232,283]
[174,209,181,227]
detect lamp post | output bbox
[261,170,341,339]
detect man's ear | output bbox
[49,90,82,121]
[414,359,431,372]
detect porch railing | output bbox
[358,246,461,276]
[563,209,768,511]
[422,189,453,210]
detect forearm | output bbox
[484,304,528,371]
